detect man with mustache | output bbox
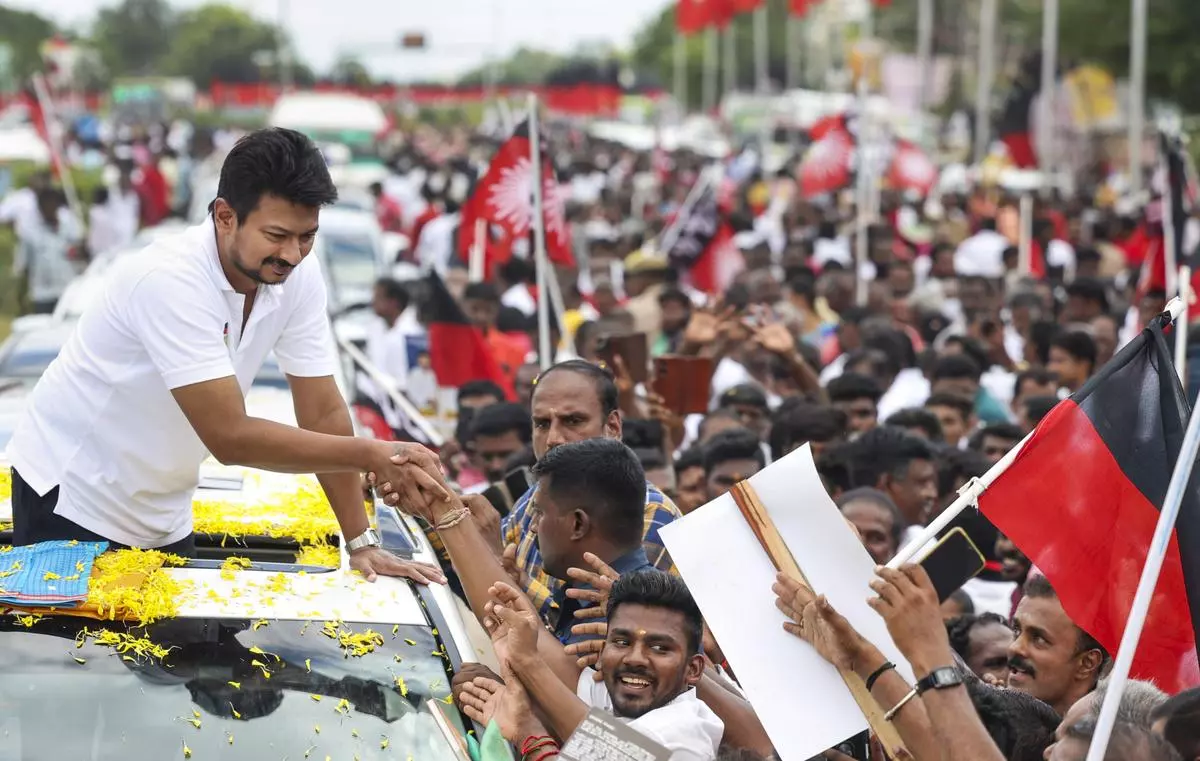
[1008,575,1108,716]
[6,128,446,583]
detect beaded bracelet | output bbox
[433,506,472,531]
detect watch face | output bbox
[931,668,962,688]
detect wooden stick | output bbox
[730,481,908,759]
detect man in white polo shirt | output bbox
[5,128,447,584]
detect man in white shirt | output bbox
[358,277,424,431]
[5,128,446,584]
[954,218,1009,278]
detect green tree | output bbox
[457,47,569,86]
[0,5,56,83]
[166,4,286,87]
[330,55,372,87]
[90,0,175,77]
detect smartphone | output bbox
[596,332,650,384]
[833,730,871,760]
[482,466,534,517]
[653,355,713,415]
[918,527,987,603]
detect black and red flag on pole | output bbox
[665,176,737,294]
[425,270,513,399]
[457,120,574,278]
[979,316,1200,693]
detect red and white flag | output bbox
[887,140,938,196]
[797,127,854,198]
[458,120,573,276]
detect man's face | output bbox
[514,364,539,410]
[472,430,526,483]
[979,434,1018,463]
[928,404,968,445]
[1048,347,1089,390]
[660,300,691,335]
[705,456,762,501]
[1015,379,1058,410]
[883,458,938,526]
[676,465,707,514]
[960,281,991,315]
[838,323,863,352]
[833,398,878,435]
[1091,318,1118,366]
[966,621,1015,683]
[932,377,978,402]
[841,499,897,564]
[1064,296,1100,324]
[463,297,499,331]
[1008,595,1093,710]
[215,194,318,287]
[531,371,618,460]
[995,534,1031,583]
[599,604,703,720]
[726,403,769,440]
[1044,695,1095,761]
[372,287,401,322]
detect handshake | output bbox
[364,441,464,523]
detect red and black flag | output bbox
[457,120,573,278]
[996,53,1041,169]
[665,174,739,294]
[425,271,512,398]
[979,316,1200,693]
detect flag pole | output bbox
[973,0,997,164]
[528,93,552,371]
[674,31,688,112]
[1018,194,1034,276]
[1164,133,1188,385]
[703,26,718,113]
[890,297,1188,568]
[469,218,487,283]
[723,24,736,100]
[1038,0,1059,186]
[854,77,871,308]
[1129,0,1148,196]
[753,4,769,95]
[1086,329,1200,761]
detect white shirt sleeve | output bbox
[273,256,339,378]
[126,267,236,390]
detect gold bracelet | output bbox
[433,507,471,531]
[884,687,919,722]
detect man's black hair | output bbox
[1014,367,1058,400]
[1051,329,1098,368]
[607,569,704,658]
[1023,395,1060,427]
[698,407,743,439]
[463,282,501,304]
[1023,575,1110,663]
[924,392,974,423]
[1029,320,1061,365]
[674,446,705,474]
[657,287,692,310]
[1064,716,1182,761]
[945,336,991,374]
[1151,686,1200,760]
[836,487,905,546]
[947,612,1010,663]
[469,402,532,444]
[532,438,645,548]
[847,426,937,488]
[374,277,410,311]
[838,306,872,326]
[863,327,916,372]
[885,407,944,442]
[1066,277,1110,312]
[968,422,1024,451]
[946,588,975,615]
[933,353,983,383]
[965,678,1061,761]
[827,372,884,404]
[215,128,338,222]
[1009,290,1046,311]
[534,360,619,417]
[768,403,847,461]
[457,380,506,406]
[702,427,765,474]
[786,272,817,304]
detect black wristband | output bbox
[865,660,896,692]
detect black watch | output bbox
[915,666,963,695]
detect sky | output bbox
[8,0,670,81]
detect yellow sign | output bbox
[1064,65,1119,129]
[849,40,884,91]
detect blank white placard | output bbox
[660,444,914,761]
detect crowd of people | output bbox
[2,109,1200,760]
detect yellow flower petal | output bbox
[182,743,192,758]
[227,681,240,689]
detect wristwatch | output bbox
[345,527,382,554]
[915,666,964,695]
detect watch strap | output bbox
[346,528,381,553]
[915,666,963,695]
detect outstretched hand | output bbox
[565,552,620,620]
[772,572,869,672]
[349,547,445,584]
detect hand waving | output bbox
[683,300,738,347]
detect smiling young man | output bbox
[5,128,446,583]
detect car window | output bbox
[252,357,288,390]
[321,233,379,308]
[0,616,463,761]
[0,344,61,379]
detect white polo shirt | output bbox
[6,218,339,547]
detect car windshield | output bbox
[0,338,64,379]
[321,233,378,308]
[0,615,463,761]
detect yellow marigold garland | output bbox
[87,548,191,624]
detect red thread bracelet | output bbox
[521,735,555,756]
